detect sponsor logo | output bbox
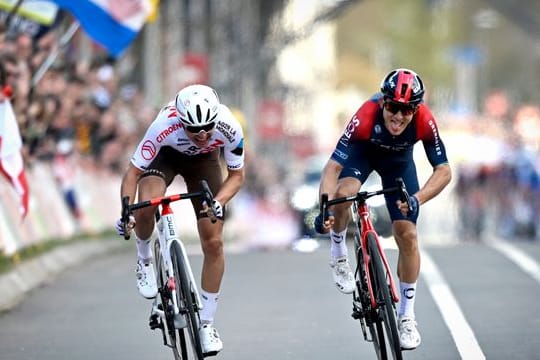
[176,138,191,146]
[333,148,348,160]
[166,217,175,236]
[228,163,243,170]
[216,121,236,143]
[156,122,182,143]
[404,288,415,299]
[183,139,225,156]
[167,107,177,118]
[344,115,360,140]
[374,124,382,134]
[141,140,156,160]
[428,119,442,155]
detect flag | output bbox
[49,0,152,58]
[0,100,29,218]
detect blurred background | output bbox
[2,0,540,257]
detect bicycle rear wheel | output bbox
[170,241,204,359]
[155,241,187,360]
[367,233,402,360]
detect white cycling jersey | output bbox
[131,102,245,171]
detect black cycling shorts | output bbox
[146,146,224,220]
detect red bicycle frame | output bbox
[355,201,400,308]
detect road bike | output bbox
[121,180,217,360]
[320,178,412,360]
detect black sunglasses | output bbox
[383,101,417,116]
[185,122,216,133]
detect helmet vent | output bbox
[187,111,195,124]
[400,83,408,97]
[196,105,202,123]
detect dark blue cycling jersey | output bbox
[330,93,449,223]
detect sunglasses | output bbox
[383,101,417,116]
[185,122,216,133]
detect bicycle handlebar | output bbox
[320,177,412,220]
[121,180,216,240]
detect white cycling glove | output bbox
[201,199,223,220]
[115,215,135,237]
[212,199,223,218]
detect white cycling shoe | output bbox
[135,259,158,299]
[330,256,355,294]
[398,316,421,350]
[199,323,223,356]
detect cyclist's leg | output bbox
[181,150,224,353]
[328,150,370,294]
[133,149,177,299]
[380,163,420,282]
[135,147,180,240]
[380,163,421,349]
[182,150,224,295]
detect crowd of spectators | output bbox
[1,30,156,176]
[452,91,540,241]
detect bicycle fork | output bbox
[160,213,203,314]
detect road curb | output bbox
[0,239,126,313]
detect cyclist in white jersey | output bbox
[116,84,245,355]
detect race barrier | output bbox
[0,162,120,256]
[0,162,204,256]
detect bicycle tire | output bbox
[367,233,402,360]
[155,241,187,360]
[170,241,204,359]
[352,230,385,357]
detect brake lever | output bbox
[200,180,217,223]
[121,196,131,240]
[321,193,329,220]
[395,178,413,213]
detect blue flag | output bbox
[49,0,152,58]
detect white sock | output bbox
[136,236,153,263]
[330,229,348,259]
[399,281,417,319]
[199,289,220,324]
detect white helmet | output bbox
[174,84,220,126]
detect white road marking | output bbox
[421,250,486,360]
[488,240,540,283]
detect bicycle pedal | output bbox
[351,310,361,320]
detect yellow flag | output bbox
[147,0,160,22]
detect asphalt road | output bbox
[1,238,540,360]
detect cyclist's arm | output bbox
[120,163,143,205]
[319,158,344,200]
[414,162,451,205]
[215,167,244,205]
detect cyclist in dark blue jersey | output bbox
[315,68,451,350]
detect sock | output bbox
[136,236,153,263]
[330,229,348,260]
[399,281,417,319]
[199,289,220,324]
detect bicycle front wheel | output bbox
[367,233,402,360]
[170,241,204,359]
[353,229,386,359]
[155,241,187,360]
